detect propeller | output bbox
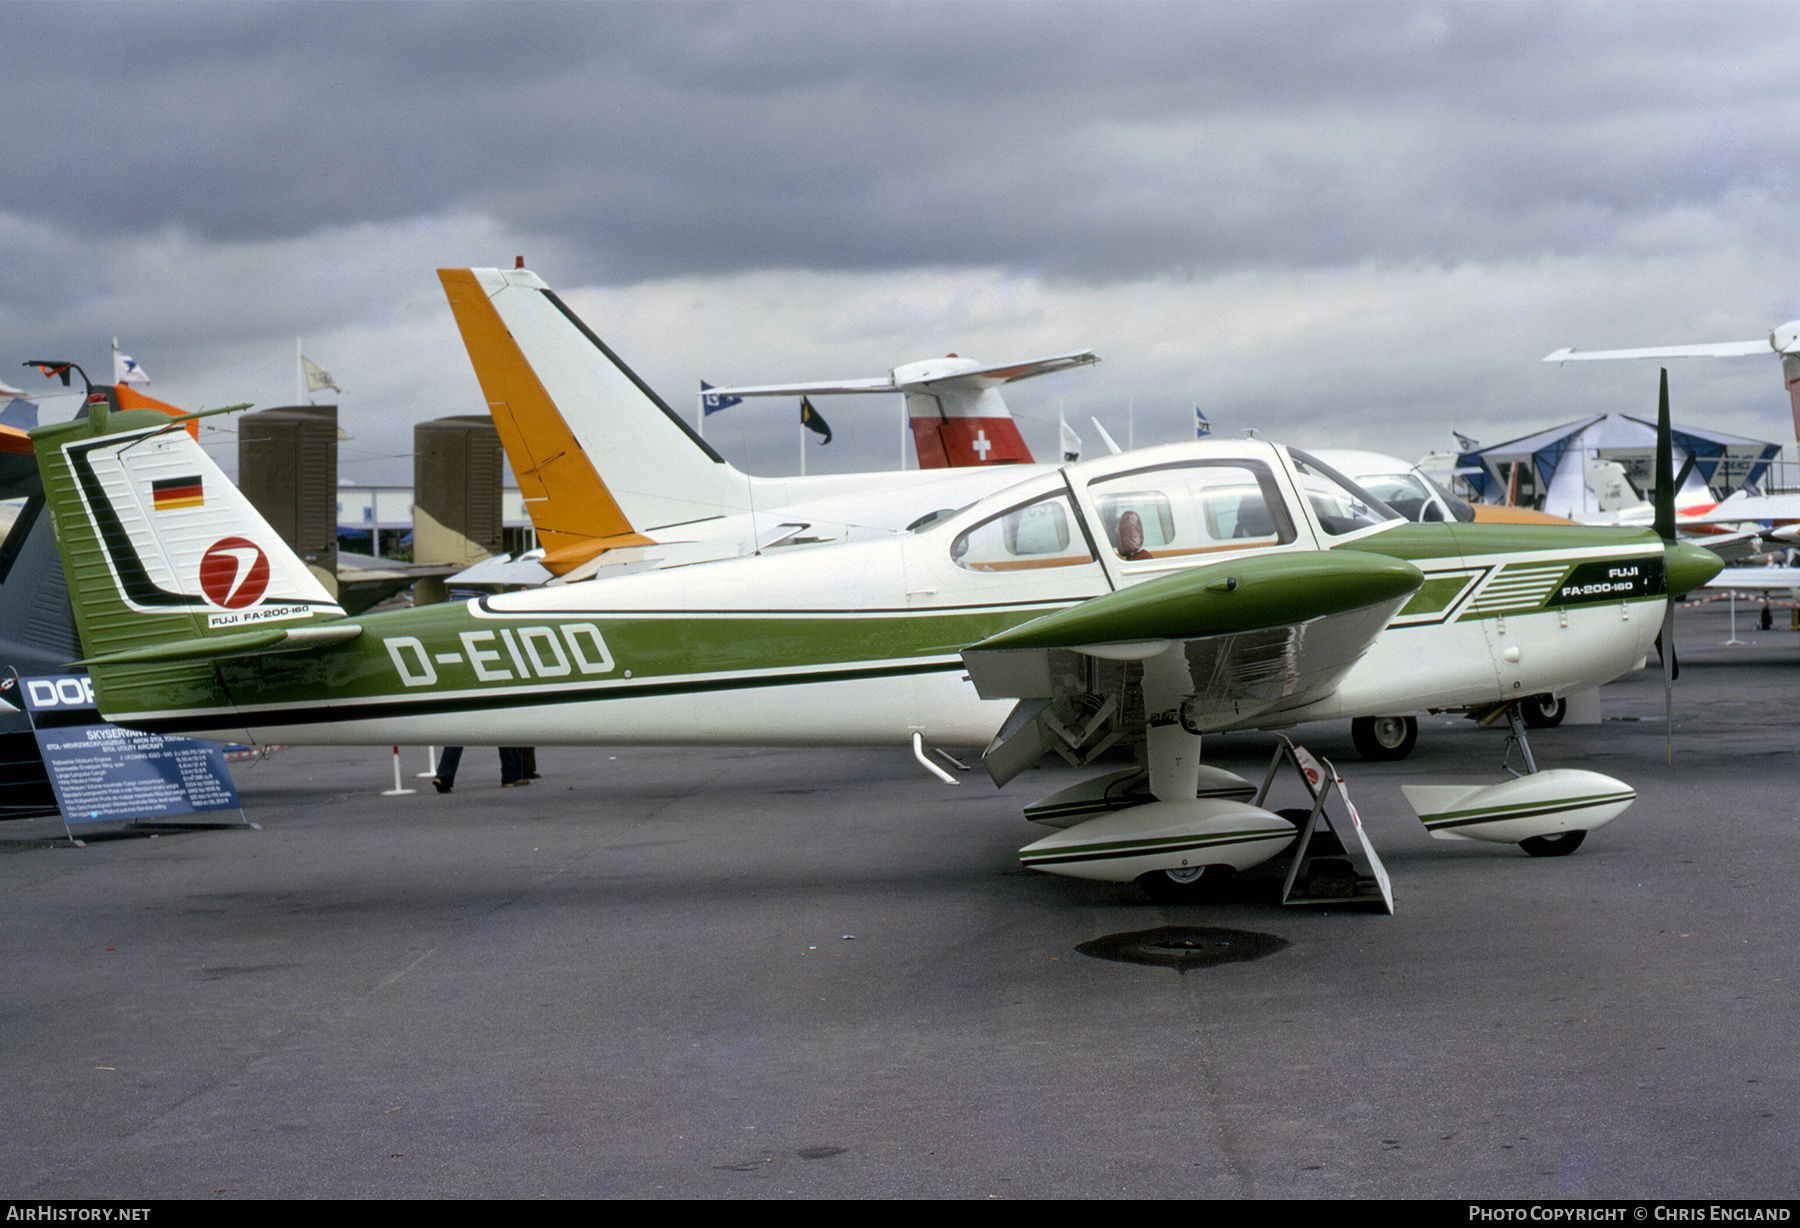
[1654,368,1677,762]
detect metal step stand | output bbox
[1252,734,1395,914]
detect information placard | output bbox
[20,676,241,826]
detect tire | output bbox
[1519,830,1586,857]
[1521,694,1567,728]
[1137,865,1233,904]
[1351,715,1418,761]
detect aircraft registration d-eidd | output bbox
[30,375,1720,901]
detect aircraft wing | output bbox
[705,376,899,397]
[1705,566,1800,593]
[962,551,1422,786]
[1543,341,1771,362]
[1684,491,1800,523]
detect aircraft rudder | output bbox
[441,266,748,533]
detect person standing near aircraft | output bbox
[432,746,533,792]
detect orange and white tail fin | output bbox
[440,267,749,573]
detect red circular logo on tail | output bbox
[199,537,271,609]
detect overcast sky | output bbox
[5,0,1799,483]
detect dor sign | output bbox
[19,675,242,827]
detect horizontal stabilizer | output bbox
[1543,341,1770,362]
[706,350,1098,399]
[75,623,364,668]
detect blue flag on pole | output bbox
[1195,406,1211,438]
[700,381,743,416]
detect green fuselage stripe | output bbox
[1021,828,1292,866]
[114,657,969,734]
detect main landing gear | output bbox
[1349,694,1563,763]
[1350,714,1417,761]
[1520,693,1567,728]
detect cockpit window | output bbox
[1087,460,1295,562]
[907,507,964,533]
[950,491,1096,571]
[1287,449,1400,536]
[1354,472,1438,522]
[1422,472,1476,523]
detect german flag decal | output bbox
[151,475,203,511]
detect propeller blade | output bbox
[1662,601,1675,764]
[1654,368,1675,543]
[1655,368,1676,762]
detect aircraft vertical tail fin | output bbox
[905,386,1034,467]
[898,352,1095,468]
[439,268,749,572]
[31,407,344,668]
[1783,353,1800,442]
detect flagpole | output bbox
[799,404,806,477]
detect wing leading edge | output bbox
[962,551,1423,786]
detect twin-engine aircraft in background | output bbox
[29,349,1720,899]
[439,267,1081,584]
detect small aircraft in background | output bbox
[27,342,1720,900]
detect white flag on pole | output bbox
[302,356,341,395]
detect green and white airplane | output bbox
[29,362,1720,900]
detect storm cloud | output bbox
[4,1,1798,481]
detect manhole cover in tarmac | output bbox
[1077,925,1290,971]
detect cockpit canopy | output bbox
[946,442,1399,574]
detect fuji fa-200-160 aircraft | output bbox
[440,267,1080,584]
[30,363,1720,899]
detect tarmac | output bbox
[1,599,1796,1199]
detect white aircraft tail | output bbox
[440,268,750,573]
[32,402,343,666]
